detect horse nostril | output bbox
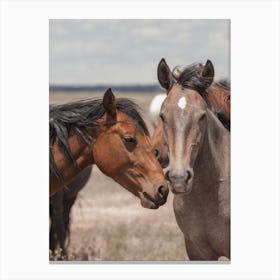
[153,147,159,158]
[165,171,170,182]
[157,185,166,198]
[186,171,192,183]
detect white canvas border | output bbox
[0,1,279,280]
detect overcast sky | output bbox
[49,19,230,85]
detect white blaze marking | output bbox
[178,97,187,109]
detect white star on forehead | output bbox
[178,97,187,109]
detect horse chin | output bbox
[139,192,159,209]
[171,183,193,195]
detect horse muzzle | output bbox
[139,184,169,209]
[158,154,169,169]
[165,169,194,194]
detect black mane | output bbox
[49,98,149,179]
[172,63,230,92]
[173,63,208,93]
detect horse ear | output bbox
[103,88,117,124]
[157,58,173,91]
[200,59,214,88]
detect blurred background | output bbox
[49,19,230,261]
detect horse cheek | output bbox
[93,134,128,177]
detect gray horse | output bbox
[157,58,230,260]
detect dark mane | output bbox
[172,63,230,92]
[49,98,149,179]
[172,63,209,94]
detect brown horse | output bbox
[152,120,169,168]
[49,166,92,254]
[157,58,230,260]
[151,60,230,167]
[50,88,169,209]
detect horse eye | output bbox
[122,136,137,152]
[123,136,136,143]
[199,113,206,122]
[153,147,159,157]
[159,113,166,123]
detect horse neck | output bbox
[194,110,230,216]
[207,84,230,114]
[50,132,94,195]
[197,110,230,178]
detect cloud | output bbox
[49,19,230,85]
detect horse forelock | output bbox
[172,63,206,92]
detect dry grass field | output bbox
[49,91,187,261]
